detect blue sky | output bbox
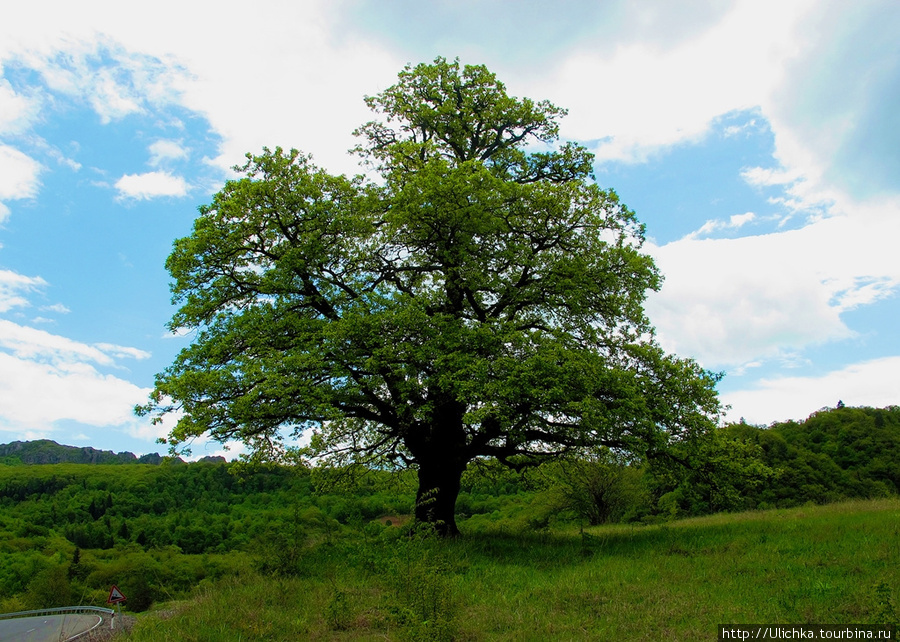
[1,0,898,458]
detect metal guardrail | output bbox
[0,606,115,620]
[0,606,117,641]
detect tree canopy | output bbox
[139,57,722,535]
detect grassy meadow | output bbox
[122,498,900,641]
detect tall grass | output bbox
[124,499,900,641]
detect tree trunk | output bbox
[415,457,465,537]
[408,396,468,537]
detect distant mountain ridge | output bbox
[0,440,225,465]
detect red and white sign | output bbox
[107,585,127,604]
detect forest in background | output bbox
[0,404,898,616]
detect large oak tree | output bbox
[139,58,721,536]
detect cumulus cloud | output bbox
[0,351,149,431]
[30,139,84,172]
[523,0,898,237]
[647,204,900,369]
[9,37,190,126]
[765,0,900,203]
[148,139,188,165]
[722,356,900,424]
[531,0,817,163]
[41,303,71,314]
[89,67,143,122]
[162,326,195,340]
[179,440,247,463]
[0,79,37,134]
[0,1,402,176]
[0,145,41,198]
[115,170,188,200]
[0,319,151,367]
[0,266,157,438]
[647,241,849,367]
[741,166,802,188]
[93,343,151,361]
[682,212,759,240]
[126,408,180,444]
[0,269,46,312]
[0,144,41,220]
[0,319,154,433]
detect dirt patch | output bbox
[378,515,411,527]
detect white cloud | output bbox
[531,0,817,162]
[0,144,41,220]
[41,303,71,314]
[722,118,761,138]
[89,67,143,122]
[0,351,149,431]
[8,37,190,126]
[0,1,402,175]
[115,170,188,200]
[165,6,401,175]
[0,319,154,432]
[647,202,900,369]
[742,163,840,219]
[0,79,37,134]
[93,343,151,360]
[723,356,900,425]
[148,139,188,165]
[522,0,898,235]
[1,0,895,195]
[180,439,247,462]
[127,410,179,444]
[682,212,759,240]
[0,319,151,367]
[0,269,46,312]
[124,401,241,453]
[741,166,801,187]
[0,319,108,366]
[43,146,82,172]
[764,0,900,203]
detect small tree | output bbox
[544,451,647,525]
[139,57,722,536]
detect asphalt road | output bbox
[0,613,102,641]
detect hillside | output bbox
[118,500,900,640]
[2,456,897,637]
[1,404,899,637]
[721,404,900,507]
[0,439,229,466]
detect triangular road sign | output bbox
[107,585,127,604]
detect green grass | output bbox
[123,499,900,641]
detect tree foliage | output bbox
[138,57,722,535]
[540,450,647,525]
[720,405,900,507]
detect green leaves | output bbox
[355,57,569,175]
[142,57,721,496]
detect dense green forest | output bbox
[654,404,900,517]
[1,404,898,619]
